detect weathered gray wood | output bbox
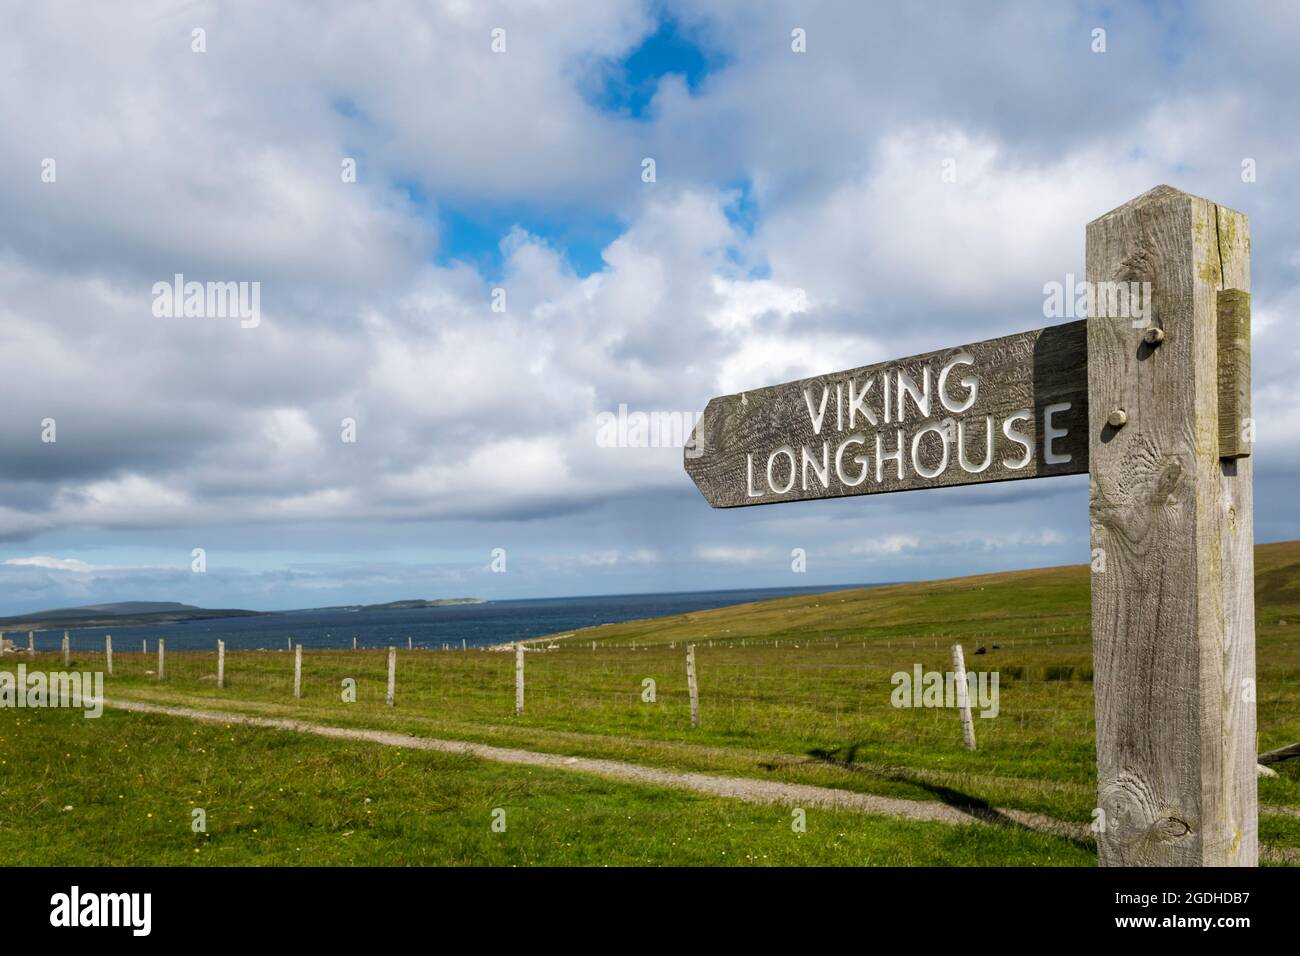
[685,321,1088,507]
[157,638,165,680]
[1258,740,1300,765]
[62,631,69,667]
[951,644,976,751]
[1217,289,1251,459]
[1087,184,1255,866]
[105,635,113,676]
[686,645,700,727]
[514,643,524,716]
[293,643,302,698]
[386,646,396,706]
[352,636,357,650]
[216,640,225,689]
[27,631,33,656]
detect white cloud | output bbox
[3,556,110,573]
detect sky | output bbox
[0,0,1298,612]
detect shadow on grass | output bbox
[780,742,1095,852]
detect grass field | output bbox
[0,706,1095,866]
[3,540,1299,865]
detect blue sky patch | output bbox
[592,16,728,119]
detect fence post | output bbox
[352,636,357,650]
[292,643,302,698]
[387,646,396,706]
[105,635,113,676]
[686,644,700,727]
[62,631,70,667]
[217,640,225,689]
[1088,186,1255,866]
[514,643,524,716]
[157,638,165,680]
[28,631,34,656]
[951,644,976,751]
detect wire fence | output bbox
[13,633,1299,762]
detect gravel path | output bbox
[104,698,1300,863]
[107,697,1088,841]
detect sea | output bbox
[47,584,881,652]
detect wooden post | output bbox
[217,640,225,689]
[287,637,292,652]
[293,643,302,698]
[951,644,976,751]
[1087,185,1255,866]
[105,635,113,676]
[27,631,34,656]
[157,638,165,680]
[352,636,357,650]
[142,639,146,653]
[686,645,700,727]
[407,636,412,651]
[386,646,396,706]
[514,643,524,716]
[62,632,70,667]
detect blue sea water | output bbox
[49,584,881,652]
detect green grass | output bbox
[0,706,1095,866]
[7,540,1300,864]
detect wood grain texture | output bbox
[685,322,1088,508]
[1087,184,1255,866]
[1216,289,1251,459]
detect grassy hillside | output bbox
[564,539,1300,649]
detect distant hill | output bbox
[0,601,264,631]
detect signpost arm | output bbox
[1086,185,1254,866]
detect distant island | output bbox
[359,598,483,610]
[0,601,265,631]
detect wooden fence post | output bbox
[686,645,700,727]
[352,636,357,650]
[514,643,524,716]
[27,631,34,656]
[1087,185,1255,866]
[951,644,976,751]
[105,635,113,676]
[62,631,70,667]
[157,638,165,680]
[293,643,302,698]
[217,640,225,689]
[387,646,396,706]
[407,636,412,651]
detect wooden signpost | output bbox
[684,185,1256,867]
